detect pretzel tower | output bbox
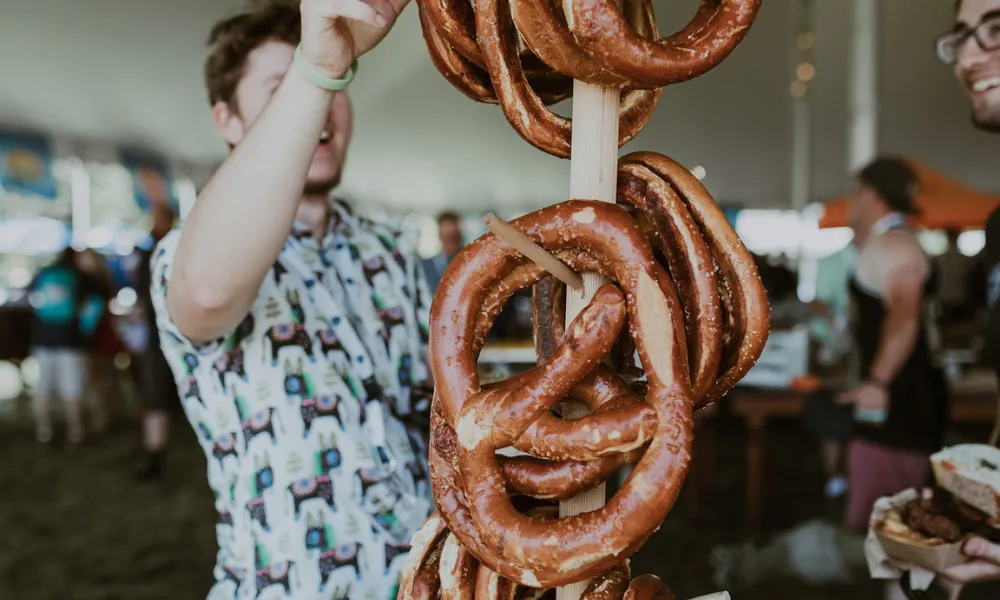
[398,1,770,599]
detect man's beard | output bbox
[303,172,341,196]
[972,108,1000,134]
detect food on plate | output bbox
[932,444,1000,521]
[876,488,1000,546]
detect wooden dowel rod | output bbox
[483,213,585,291]
[557,40,623,600]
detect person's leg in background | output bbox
[87,354,108,434]
[845,437,930,534]
[31,347,57,443]
[822,438,849,498]
[87,352,121,434]
[137,348,173,479]
[57,348,89,445]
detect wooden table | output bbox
[731,383,999,538]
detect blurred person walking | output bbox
[27,247,108,445]
[421,210,464,295]
[76,248,123,434]
[837,157,949,534]
[135,203,180,479]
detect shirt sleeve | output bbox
[148,230,227,360]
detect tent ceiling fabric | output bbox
[1,0,999,214]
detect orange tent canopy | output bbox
[817,157,1000,230]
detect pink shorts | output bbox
[845,438,930,533]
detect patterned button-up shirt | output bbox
[151,199,434,600]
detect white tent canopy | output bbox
[2,0,999,215]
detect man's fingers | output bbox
[308,0,386,27]
[965,537,1000,563]
[943,560,1000,583]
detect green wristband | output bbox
[293,44,358,91]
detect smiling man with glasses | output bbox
[934,0,1000,587]
[938,1,1000,129]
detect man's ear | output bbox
[212,100,245,148]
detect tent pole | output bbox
[847,0,879,174]
[790,0,814,212]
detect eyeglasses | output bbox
[936,13,1000,66]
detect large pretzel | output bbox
[618,152,769,405]
[563,0,762,89]
[399,512,677,600]
[415,0,761,156]
[474,0,661,157]
[428,200,693,587]
[531,154,768,407]
[418,0,574,105]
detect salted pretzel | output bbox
[418,0,574,106]
[428,200,693,587]
[531,153,769,407]
[474,0,661,157]
[617,152,769,406]
[398,512,677,599]
[564,0,762,89]
[415,0,761,156]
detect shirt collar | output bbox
[871,212,907,237]
[290,197,352,242]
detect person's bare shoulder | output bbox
[879,230,928,277]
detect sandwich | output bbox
[875,444,1000,546]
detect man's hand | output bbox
[300,0,412,79]
[943,537,1000,583]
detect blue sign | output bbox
[722,207,742,228]
[0,130,58,199]
[119,147,179,213]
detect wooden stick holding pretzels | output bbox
[557,31,623,600]
[483,213,584,292]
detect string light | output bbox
[796,62,815,82]
[790,80,808,99]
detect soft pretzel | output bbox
[620,152,769,405]
[475,0,660,157]
[530,154,770,407]
[415,0,761,155]
[398,513,677,599]
[510,0,646,86]
[428,200,692,587]
[564,0,762,89]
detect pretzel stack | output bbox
[398,1,769,598]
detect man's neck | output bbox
[296,194,331,241]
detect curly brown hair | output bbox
[204,1,302,110]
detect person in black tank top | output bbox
[848,258,948,453]
[838,158,951,534]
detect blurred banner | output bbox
[119,147,179,214]
[0,130,58,199]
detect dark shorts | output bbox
[142,348,179,411]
